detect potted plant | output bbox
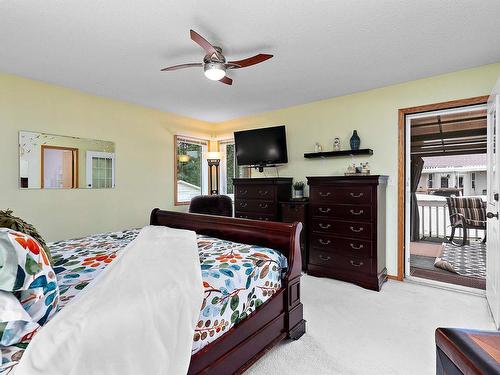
[293,181,306,199]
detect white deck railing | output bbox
[417,194,486,241]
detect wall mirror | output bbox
[19,131,116,189]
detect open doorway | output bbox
[41,145,79,189]
[405,104,488,290]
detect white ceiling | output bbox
[2,1,500,122]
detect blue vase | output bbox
[350,130,361,150]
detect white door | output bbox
[86,151,116,188]
[486,79,500,328]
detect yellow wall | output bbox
[3,63,500,276]
[214,62,500,276]
[0,72,212,241]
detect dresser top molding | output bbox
[306,175,388,185]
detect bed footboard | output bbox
[150,209,305,374]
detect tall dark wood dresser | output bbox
[306,175,388,291]
[233,178,292,221]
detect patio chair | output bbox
[446,197,487,246]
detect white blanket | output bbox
[14,225,204,375]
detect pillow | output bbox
[0,290,39,346]
[0,209,52,264]
[0,228,59,326]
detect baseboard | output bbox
[387,274,403,281]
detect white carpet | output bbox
[246,275,495,375]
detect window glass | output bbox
[176,136,207,204]
[220,141,248,197]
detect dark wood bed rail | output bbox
[150,208,303,282]
[150,209,306,374]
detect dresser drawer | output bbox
[235,185,276,200]
[235,212,276,222]
[309,234,373,258]
[235,199,275,213]
[310,218,372,239]
[309,250,372,274]
[310,204,372,221]
[310,186,372,204]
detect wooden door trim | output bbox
[41,145,79,189]
[397,95,489,281]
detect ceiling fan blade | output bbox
[160,63,202,71]
[228,54,273,68]
[190,29,220,58]
[219,76,233,85]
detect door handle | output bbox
[487,212,499,219]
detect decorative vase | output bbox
[350,130,360,150]
[294,189,304,199]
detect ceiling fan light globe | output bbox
[204,62,226,81]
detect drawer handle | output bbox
[239,215,248,219]
[258,217,269,221]
[258,190,269,196]
[350,243,364,250]
[259,203,269,209]
[350,260,364,267]
[319,254,331,261]
[350,192,364,198]
[319,239,331,245]
[319,223,331,229]
[350,209,364,215]
[239,189,248,195]
[319,191,331,197]
[239,202,248,208]
[318,207,331,213]
[350,226,364,233]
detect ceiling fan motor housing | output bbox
[204,62,226,80]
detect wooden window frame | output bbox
[174,135,209,206]
[41,145,79,188]
[396,95,489,281]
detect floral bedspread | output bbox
[1,228,287,373]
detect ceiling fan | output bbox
[160,30,273,85]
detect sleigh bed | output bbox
[150,209,306,374]
[0,209,305,375]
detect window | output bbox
[219,140,248,197]
[471,172,476,189]
[458,176,464,188]
[175,136,208,204]
[440,176,449,188]
[427,174,433,188]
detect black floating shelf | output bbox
[304,148,373,159]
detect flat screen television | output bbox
[234,125,288,169]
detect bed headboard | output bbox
[150,208,302,280]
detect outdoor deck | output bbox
[410,241,485,290]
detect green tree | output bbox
[177,142,202,188]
